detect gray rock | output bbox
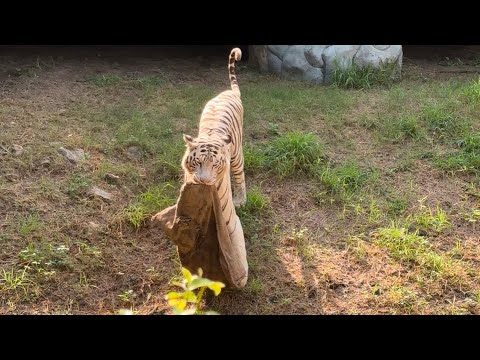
[323,45,361,83]
[282,46,312,80]
[304,45,327,68]
[88,186,113,203]
[267,45,289,60]
[58,147,85,164]
[126,146,142,160]
[253,45,268,73]
[105,173,120,184]
[354,45,403,68]
[11,144,24,157]
[267,51,282,74]
[303,67,324,83]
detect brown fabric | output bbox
[151,183,248,288]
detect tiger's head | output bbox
[181,134,232,186]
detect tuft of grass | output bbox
[264,131,323,178]
[462,78,480,103]
[0,268,35,298]
[18,242,73,274]
[18,214,42,236]
[382,114,424,142]
[123,182,177,228]
[332,60,399,90]
[373,222,455,276]
[435,132,480,175]
[409,205,451,233]
[88,74,122,87]
[421,103,461,138]
[315,160,376,199]
[237,187,270,240]
[243,143,267,173]
[64,173,92,198]
[387,198,408,216]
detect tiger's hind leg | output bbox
[231,149,247,207]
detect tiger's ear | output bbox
[221,134,232,145]
[183,134,195,147]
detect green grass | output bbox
[0,268,34,295]
[373,222,449,273]
[409,205,451,233]
[264,131,324,178]
[237,187,270,240]
[18,214,42,236]
[435,132,480,174]
[381,114,424,142]
[123,182,177,228]
[243,143,266,173]
[421,102,462,138]
[332,60,399,90]
[462,78,480,103]
[64,173,92,198]
[315,160,376,198]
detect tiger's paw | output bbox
[233,192,247,208]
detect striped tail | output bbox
[228,47,242,96]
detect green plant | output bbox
[409,205,451,233]
[243,143,267,172]
[166,268,224,315]
[18,214,41,236]
[0,268,34,295]
[462,78,480,103]
[88,74,122,87]
[123,182,177,228]
[264,131,323,178]
[64,174,92,198]
[332,60,399,90]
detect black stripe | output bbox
[225,207,233,226]
[229,218,237,236]
[220,185,228,201]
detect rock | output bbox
[323,45,360,83]
[303,67,323,83]
[39,158,51,167]
[105,173,120,184]
[304,45,327,68]
[267,45,290,60]
[88,186,113,203]
[267,51,282,74]
[11,144,24,157]
[58,147,85,164]
[251,45,403,85]
[126,146,142,160]
[354,45,403,68]
[282,46,312,80]
[253,45,268,73]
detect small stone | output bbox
[39,158,51,167]
[105,173,120,184]
[126,146,143,160]
[58,147,85,164]
[88,186,113,203]
[12,144,24,157]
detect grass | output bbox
[332,60,399,89]
[18,214,42,236]
[263,131,324,178]
[123,182,177,228]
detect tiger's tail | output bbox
[228,47,242,96]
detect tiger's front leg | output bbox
[232,171,246,207]
[231,150,247,207]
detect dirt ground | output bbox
[1,45,479,315]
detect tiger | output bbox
[181,47,247,224]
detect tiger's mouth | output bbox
[193,174,216,186]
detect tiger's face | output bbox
[181,134,231,186]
